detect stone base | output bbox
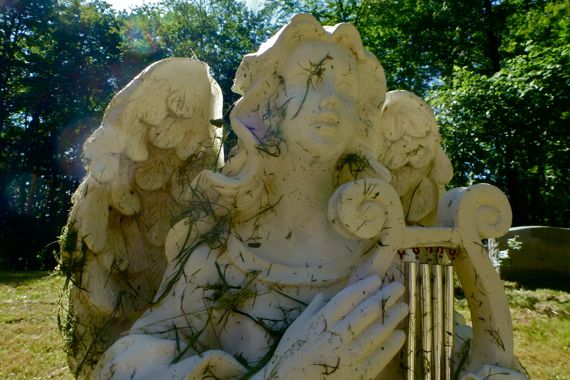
[498,226,570,289]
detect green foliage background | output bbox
[0,0,568,269]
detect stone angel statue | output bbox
[59,14,528,380]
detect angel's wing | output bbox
[377,90,453,225]
[58,58,224,377]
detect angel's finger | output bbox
[334,282,405,336]
[321,275,382,322]
[347,302,408,357]
[279,293,326,337]
[295,293,327,325]
[360,330,406,379]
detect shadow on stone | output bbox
[498,226,570,291]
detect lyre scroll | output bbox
[335,180,518,378]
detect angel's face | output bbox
[277,40,360,162]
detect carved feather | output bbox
[83,126,124,182]
[148,116,189,149]
[135,150,180,191]
[75,177,109,253]
[61,58,224,378]
[109,157,141,215]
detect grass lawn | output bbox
[0,272,72,380]
[0,271,568,379]
[504,283,570,379]
[455,281,570,380]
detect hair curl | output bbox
[196,14,389,222]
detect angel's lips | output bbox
[312,112,340,128]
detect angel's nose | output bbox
[320,94,340,110]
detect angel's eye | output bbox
[282,68,306,89]
[337,81,355,98]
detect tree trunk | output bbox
[482,0,501,74]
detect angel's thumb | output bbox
[299,293,327,320]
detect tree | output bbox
[273,0,520,96]
[0,0,123,269]
[0,0,274,269]
[0,0,276,268]
[430,44,569,226]
[428,1,569,226]
[276,0,570,226]
[1,0,567,268]
[1,0,59,268]
[122,0,275,110]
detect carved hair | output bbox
[196,14,388,221]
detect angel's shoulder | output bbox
[164,218,223,285]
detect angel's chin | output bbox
[299,137,346,163]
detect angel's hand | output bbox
[95,336,248,380]
[256,276,408,379]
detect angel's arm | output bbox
[93,227,249,380]
[95,273,408,380]
[94,337,246,380]
[93,221,408,380]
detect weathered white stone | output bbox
[60,14,527,380]
[498,226,570,286]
